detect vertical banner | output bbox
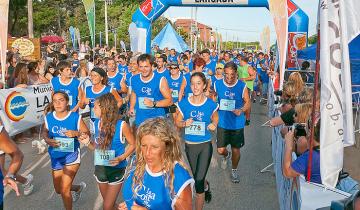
[264,26,271,54]
[82,0,96,48]
[76,28,81,50]
[0,0,9,87]
[268,0,288,90]
[320,0,360,188]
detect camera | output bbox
[288,123,307,138]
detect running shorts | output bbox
[50,148,81,170]
[217,127,245,149]
[94,166,126,185]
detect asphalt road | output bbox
[4,102,279,210]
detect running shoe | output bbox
[245,120,250,126]
[231,169,240,183]
[204,182,212,203]
[221,151,231,170]
[23,174,34,196]
[72,182,86,202]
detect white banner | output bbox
[0,0,9,86]
[319,0,359,188]
[182,0,248,5]
[0,84,52,136]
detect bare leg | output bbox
[195,193,205,210]
[231,148,241,169]
[60,164,80,210]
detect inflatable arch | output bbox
[131,0,308,69]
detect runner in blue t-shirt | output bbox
[213,62,250,183]
[43,91,89,209]
[51,61,82,112]
[210,50,219,63]
[201,49,216,79]
[176,72,219,207]
[119,118,193,210]
[155,54,169,77]
[71,52,80,73]
[78,93,135,210]
[129,54,173,129]
[106,58,125,93]
[117,54,129,75]
[167,49,178,63]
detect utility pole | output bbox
[190,8,193,51]
[194,7,198,53]
[105,0,109,46]
[28,0,34,38]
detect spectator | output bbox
[12,63,29,88]
[44,63,57,81]
[75,59,89,78]
[27,62,48,85]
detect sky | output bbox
[162,0,318,44]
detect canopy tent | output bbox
[297,35,360,91]
[152,23,189,53]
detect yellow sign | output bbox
[7,37,41,61]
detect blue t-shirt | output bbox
[123,163,194,210]
[45,112,81,158]
[256,59,269,83]
[204,61,216,79]
[72,60,80,72]
[118,64,129,75]
[214,79,246,130]
[131,73,167,126]
[291,149,321,184]
[210,55,218,63]
[85,85,112,120]
[168,55,178,63]
[156,68,170,78]
[177,97,218,143]
[108,72,123,91]
[210,75,223,88]
[92,119,127,168]
[183,73,192,100]
[51,77,81,110]
[165,73,184,103]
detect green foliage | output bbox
[308,34,317,45]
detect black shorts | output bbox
[216,127,245,148]
[94,165,126,185]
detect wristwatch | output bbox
[152,101,157,108]
[5,173,16,181]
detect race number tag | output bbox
[172,90,179,98]
[68,95,73,106]
[138,97,154,110]
[90,106,97,119]
[219,99,235,111]
[53,137,74,153]
[185,121,206,136]
[94,149,115,166]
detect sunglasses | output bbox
[170,67,178,70]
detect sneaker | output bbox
[221,151,231,170]
[253,98,256,103]
[245,120,250,126]
[72,182,86,202]
[204,182,212,203]
[231,169,240,183]
[23,174,34,196]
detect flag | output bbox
[268,0,288,89]
[319,0,360,188]
[82,0,96,48]
[69,26,77,50]
[0,0,9,87]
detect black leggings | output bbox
[185,141,213,194]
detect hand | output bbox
[184,118,194,127]
[109,156,124,166]
[78,133,90,145]
[207,123,216,131]
[84,98,90,105]
[232,109,243,116]
[118,202,128,210]
[45,138,60,147]
[128,108,135,117]
[3,177,20,196]
[143,98,154,108]
[64,130,79,138]
[131,202,147,210]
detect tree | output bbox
[8,0,27,36]
[308,34,317,45]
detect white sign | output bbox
[182,0,248,5]
[0,84,53,136]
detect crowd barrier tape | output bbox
[268,80,351,210]
[0,84,52,136]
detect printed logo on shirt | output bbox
[224,91,236,99]
[141,87,152,96]
[51,126,67,136]
[190,110,204,121]
[135,185,155,208]
[171,81,179,88]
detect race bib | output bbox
[90,106,97,119]
[219,99,236,111]
[53,137,74,153]
[138,97,154,110]
[172,90,179,98]
[185,121,206,136]
[94,149,115,166]
[68,95,73,106]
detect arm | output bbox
[146,77,173,108]
[243,66,256,81]
[129,92,136,116]
[270,117,285,127]
[71,88,84,112]
[208,110,219,131]
[174,107,193,128]
[242,87,251,112]
[174,185,193,210]
[80,88,89,109]
[178,77,187,102]
[282,130,301,178]
[111,89,123,108]
[0,127,23,196]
